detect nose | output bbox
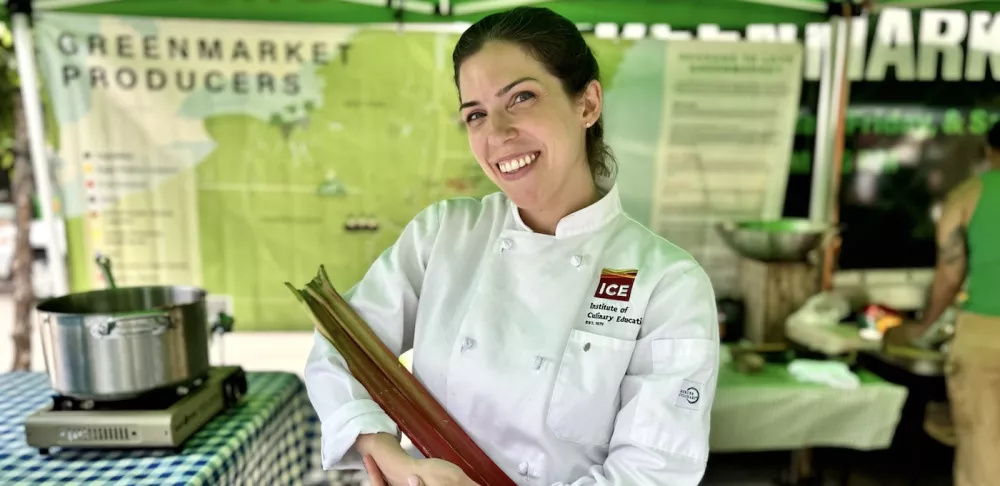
[486,113,517,146]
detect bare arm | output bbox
[919,224,966,328]
[916,184,977,330]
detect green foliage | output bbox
[1,19,17,179]
[1,18,14,91]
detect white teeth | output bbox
[498,153,537,174]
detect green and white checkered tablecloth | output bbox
[0,372,320,485]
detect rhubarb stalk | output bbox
[286,268,515,486]
[294,293,472,473]
[303,267,510,479]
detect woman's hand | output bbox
[409,458,481,485]
[356,433,479,486]
[356,433,419,486]
[364,456,481,486]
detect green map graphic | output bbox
[57,26,631,331]
[196,32,628,329]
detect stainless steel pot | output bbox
[36,286,211,400]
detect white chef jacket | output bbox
[304,180,720,486]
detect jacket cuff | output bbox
[319,399,399,470]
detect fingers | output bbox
[363,455,388,486]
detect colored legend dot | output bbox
[83,164,93,174]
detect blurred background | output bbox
[2,0,998,484]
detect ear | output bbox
[577,80,603,127]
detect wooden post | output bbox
[10,90,35,372]
[820,2,854,291]
[740,258,820,344]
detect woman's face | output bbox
[458,41,599,210]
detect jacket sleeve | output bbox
[303,203,443,471]
[557,263,719,486]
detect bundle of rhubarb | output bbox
[286,266,514,486]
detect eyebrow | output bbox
[459,77,537,110]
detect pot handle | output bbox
[92,311,172,338]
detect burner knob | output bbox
[81,400,94,410]
[177,386,189,396]
[61,400,74,410]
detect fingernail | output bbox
[408,477,420,486]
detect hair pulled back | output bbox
[452,7,617,179]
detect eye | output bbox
[512,91,536,104]
[465,112,485,123]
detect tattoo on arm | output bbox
[940,226,967,266]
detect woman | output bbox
[304,7,720,485]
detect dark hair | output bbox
[452,7,617,179]
[989,121,1000,150]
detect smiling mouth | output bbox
[497,152,540,174]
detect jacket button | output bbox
[517,462,529,476]
[569,255,582,267]
[500,238,513,251]
[461,338,475,351]
[532,356,544,370]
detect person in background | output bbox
[304,7,719,486]
[888,120,1000,486]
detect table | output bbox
[711,360,909,453]
[710,360,909,485]
[858,352,949,486]
[0,372,320,485]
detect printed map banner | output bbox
[33,13,646,330]
[32,12,806,330]
[33,13,489,329]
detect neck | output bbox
[519,167,599,235]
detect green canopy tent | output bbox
[14,0,830,28]
[2,0,997,295]
[9,0,999,26]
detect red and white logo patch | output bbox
[594,268,638,302]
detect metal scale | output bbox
[24,366,247,454]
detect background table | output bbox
[710,361,909,452]
[0,372,320,485]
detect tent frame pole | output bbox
[809,18,836,223]
[818,2,856,291]
[11,4,70,297]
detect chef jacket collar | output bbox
[509,175,622,238]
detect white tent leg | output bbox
[12,13,70,297]
[809,14,850,224]
[808,17,837,222]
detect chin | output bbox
[501,186,545,211]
